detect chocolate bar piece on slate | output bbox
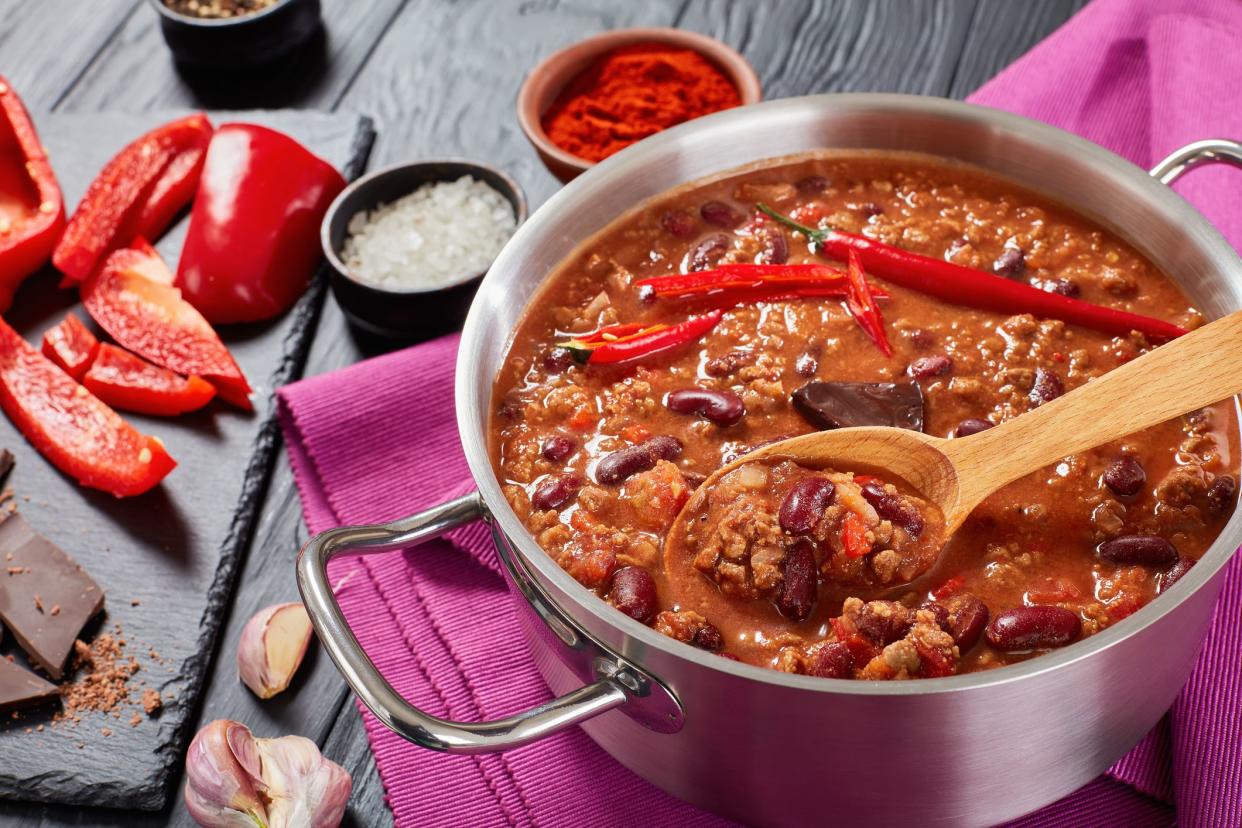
[0,448,13,483]
[0,515,104,679]
[0,654,59,712]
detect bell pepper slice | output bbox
[82,243,253,410]
[41,312,99,380]
[83,343,216,417]
[841,511,872,559]
[176,123,346,324]
[107,236,175,286]
[0,316,175,497]
[53,113,212,284]
[0,77,66,312]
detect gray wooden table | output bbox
[0,1,1087,824]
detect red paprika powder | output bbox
[541,43,742,163]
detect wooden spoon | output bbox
[664,309,1242,593]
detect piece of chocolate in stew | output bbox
[0,515,105,679]
[0,652,59,712]
[792,381,925,432]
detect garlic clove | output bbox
[255,733,353,828]
[183,719,269,828]
[238,602,314,699]
[184,719,352,828]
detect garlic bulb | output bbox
[184,719,351,828]
[237,602,314,699]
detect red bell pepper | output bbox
[41,312,99,380]
[82,243,253,410]
[0,77,66,312]
[83,343,216,416]
[0,316,175,497]
[758,205,1188,342]
[563,311,724,365]
[841,511,871,559]
[53,113,212,283]
[109,236,175,285]
[177,124,346,324]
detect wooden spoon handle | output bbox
[945,309,1242,514]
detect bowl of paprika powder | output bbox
[518,28,760,183]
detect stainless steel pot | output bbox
[298,95,1242,827]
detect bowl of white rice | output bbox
[322,159,527,338]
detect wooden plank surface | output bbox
[0,0,1086,824]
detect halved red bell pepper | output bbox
[177,123,346,324]
[83,343,216,416]
[0,316,175,497]
[0,77,66,312]
[82,243,252,410]
[41,312,99,380]
[53,113,212,283]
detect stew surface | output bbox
[490,152,1238,680]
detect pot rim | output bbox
[459,92,1242,696]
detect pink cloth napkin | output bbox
[279,0,1242,824]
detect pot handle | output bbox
[295,492,629,753]
[1150,139,1242,184]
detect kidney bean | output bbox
[855,601,914,645]
[665,388,745,426]
[1043,278,1080,298]
[540,435,577,462]
[860,482,924,537]
[992,247,1026,278]
[760,229,789,264]
[542,347,573,372]
[908,354,953,379]
[700,200,742,228]
[595,436,683,485]
[1029,368,1064,407]
[1207,475,1237,515]
[661,209,696,238]
[920,600,951,628]
[794,351,818,377]
[942,593,989,651]
[1097,535,1178,567]
[608,567,658,623]
[1102,456,1145,496]
[689,233,730,271]
[531,473,581,511]
[692,623,724,651]
[1157,556,1196,595]
[795,175,829,194]
[985,606,1081,652]
[952,418,993,438]
[777,539,818,621]
[808,641,853,679]
[859,201,884,217]
[778,477,837,534]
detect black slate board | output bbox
[0,109,374,810]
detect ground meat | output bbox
[692,493,786,598]
[1155,464,1208,509]
[1091,498,1127,539]
[654,610,724,651]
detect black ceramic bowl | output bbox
[322,160,528,340]
[149,0,322,67]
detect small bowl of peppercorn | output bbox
[517,28,761,184]
[149,0,322,68]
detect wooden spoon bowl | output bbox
[664,310,1242,615]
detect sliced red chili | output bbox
[843,249,893,357]
[758,204,1188,342]
[565,310,723,366]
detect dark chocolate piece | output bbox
[0,448,13,484]
[0,515,104,679]
[792,381,925,432]
[0,655,59,713]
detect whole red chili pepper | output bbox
[566,310,723,365]
[0,77,66,312]
[53,114,213,283]
[0,316,176,497]
[177,124,346,324]
[758,205,1188,342]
